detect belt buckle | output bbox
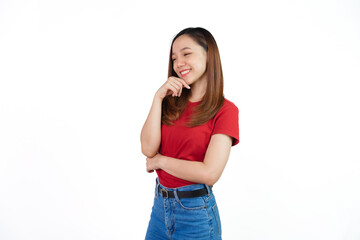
[161,188,169,198]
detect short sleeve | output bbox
[211,100,239,146]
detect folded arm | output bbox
[146,133,233,186]
[140,96,162,158]
[140,77,191,158]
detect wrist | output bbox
[154,91,164,101]
[158,155,167,169]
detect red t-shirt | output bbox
[157,98,239,188]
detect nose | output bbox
[175,56,185,69]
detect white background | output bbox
[1,0,360,239]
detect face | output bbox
[171,34,208,86]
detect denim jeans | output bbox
[145,178,222,240]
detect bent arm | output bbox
[140,95,163,157]
[148,134,233,186]
[140,77,191,158]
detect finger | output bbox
[166,84,178,97]
[171,79,186,97]
[178,82,184,97]
[146,166,153,173]
[146,161,153,173]
[169,86,178,97]
[173,77,191,89]
[169,81,181,92]
[173,79,184,93]
[169,82,181,97]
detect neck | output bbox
[189,75,207,102]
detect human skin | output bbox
[140,34,233,186]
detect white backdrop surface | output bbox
[0,0,359,239]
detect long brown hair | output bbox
[162,27,224,127]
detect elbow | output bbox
[202,170,220,187]
[141,146,158,158]
[140,137,160,158]
[204,178,218,187]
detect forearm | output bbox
[148,135,233,186]
[140,95,163,157]
[159,156,216,186]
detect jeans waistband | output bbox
[155,178,212,198]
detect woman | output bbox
[141,27,239,240]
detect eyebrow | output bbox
[172,47,191,55]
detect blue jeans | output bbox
[145,178,222,240]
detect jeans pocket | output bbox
[212,203,222,235]
[177,197,206,210]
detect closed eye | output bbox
[172,53,190,61]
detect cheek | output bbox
[198,62,207,73]
[195,57,207,71]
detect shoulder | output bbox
[212,98,238,121]
[212,98,240,146]
[223,98,238,109]
[217,98,238,114]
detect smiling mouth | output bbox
[180,69,191,76]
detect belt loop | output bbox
[155,178,159,198]
[204,184,211,195]
[173,189,180,202]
